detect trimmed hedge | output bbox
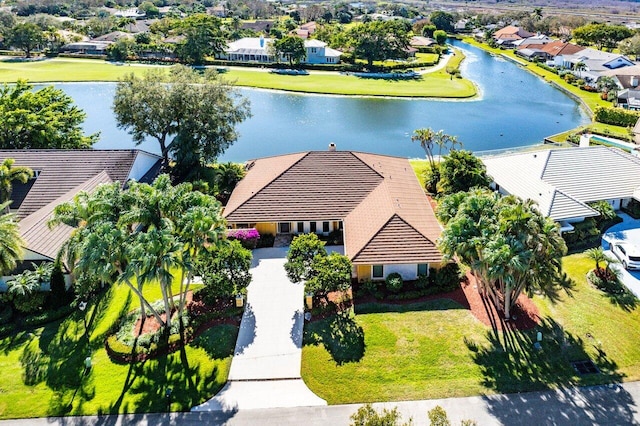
[20,305,75,328]
[594,106,640,127]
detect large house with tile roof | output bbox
[482,147,640,232]
[223,147,443,281]
[0,149,161,287]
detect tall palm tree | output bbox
[0,158,33,205]
[575,62,586,79]
[0,201,24,275]
[411,128,437,169]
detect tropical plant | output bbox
[586,246,619,282]
[0,202,23,275]
[0,158,33,205]
[437,150,491,196]
[437,189,570,319]
[196,239,252,301]
[574,62,586,79]
[350,403,411,426]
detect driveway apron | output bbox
[192,247,326,411]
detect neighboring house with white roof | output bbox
[513,34,552,48]
[483,147,640,232]
[221,37,342,64]
[557,48,634,81]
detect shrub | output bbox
[622,199,640,219]
[564,73,576,84]
[0,304,12,323]
[536,62,559,74]
[48,262,69,309]
[594,106,640,127]
[385,272,403,293]
[257,232,275,248]
[415,274,430,289]
[587,269,625,295]
[433,263,463,292]
[576,79,585,86]
[21,305,75,327]
[0,322,16,338]
[428,405,451,426]
[227,228,260,249]
[350,403,409,426]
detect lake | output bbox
[49,40,590,162]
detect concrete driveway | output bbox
[602,213,640,298]
[192,247,326,412]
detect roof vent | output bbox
[328,142,336,151]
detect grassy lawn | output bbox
[547,123,632,144]
[301,252,640,404]
[0,280,237,419]
[0,55,477,98]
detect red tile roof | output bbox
[539,40,584,57]
[224,150,443,265]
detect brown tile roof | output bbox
[539,40,584,57]
[225,150,443,265]
[0,150,142,220]
[224,151,384,222]
[19,171,113,261]
[494,26,533,40]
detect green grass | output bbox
[0,280,236,419]
[409,159,430,189]
[0,58,162,82]
[301,253,640,404]
[547,122,632,144]
[0,55,477,98]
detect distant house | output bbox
[410,36,436,48]
[221,37,342,64]
[513,34,552,48]
[223,147,443,281]
[93,31,133,43]
[454,19,469,32]
[114,8,145,18]
[208,4,226,17]
[0,149,162,288]
[516,40,583,62]
[483,147,640,232]
[295,21,317,39]
[493,25,534,48]
[555,47,634,81]
[60,41,111,55]
[241,20,274,33]
[601,64,640,89]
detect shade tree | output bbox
[0,80,97,150]
[113,66,251,179]
[347,20,411,67]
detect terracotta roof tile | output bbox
[0,150,142,219]
[20,171,113,261]
[226,150,443,265]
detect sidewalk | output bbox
[5,381,640,425]
[192,247,325,411]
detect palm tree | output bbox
[411,128,437,169]
[575,62,586,79]
[0,158,33,205]
[586,246,618,281]
[0,202,24,275]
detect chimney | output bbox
[328,142,336,151]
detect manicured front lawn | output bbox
[0,282,237,419]
[301,253,640,404]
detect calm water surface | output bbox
[50,40,589,162]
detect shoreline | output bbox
[0,51,479,100]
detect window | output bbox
[311,47,317,53]
[323,221,330,233]
[372,265,383,278]
[417,264,429,276]
[278,222,290,233]
[310,222,317,233]
[297,222,304,233]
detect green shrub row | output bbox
[20,305,75,328]
[0,322,16,338]
[536,62,559,75]
[594,106,640,127]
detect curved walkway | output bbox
[192,247,326,411]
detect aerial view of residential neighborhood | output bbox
[4,0,640,424]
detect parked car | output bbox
[611,243,640,270]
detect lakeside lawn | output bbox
[0,280,237,419]
[301,252,640,404]
[0,53,477,98]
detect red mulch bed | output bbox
[352,273,540,332]
[132,291,194,338]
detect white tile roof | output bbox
[483,146,640,221]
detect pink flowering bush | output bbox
[227,228,260,249]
